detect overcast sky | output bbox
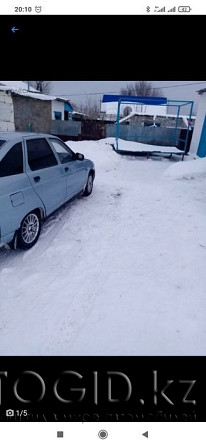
[50,81,206,115]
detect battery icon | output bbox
[178,6,192,11]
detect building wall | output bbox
[190,93,206,154]
[13,96,51,133]
[101,101,167,116]
[51,100,65,120]
[0,91,15,131]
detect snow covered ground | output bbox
[0,138,206,355]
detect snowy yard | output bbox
[0,138,206,355]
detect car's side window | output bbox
[27,138,58,171]
[0,142,23,177]
[49,139,74,163]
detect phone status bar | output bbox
[0,1,205,14]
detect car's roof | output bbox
[0,131,57,140]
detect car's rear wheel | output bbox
[18,211,41,250]
[83,172,94,196]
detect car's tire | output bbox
[17,211,41,250]
[8,232,18,250]
[83,172,94,196]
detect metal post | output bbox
[174,105,180,146]
[115,99,121,151]
[183,101,194,156]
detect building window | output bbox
[54,111,62,120]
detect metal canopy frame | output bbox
[115,98,194,157]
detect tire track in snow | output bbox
[39,186,125,354]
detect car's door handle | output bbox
[34,176,41,182]
[64,167,69,172]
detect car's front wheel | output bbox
[18,211,41,250]
[83,172,94,196]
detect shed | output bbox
[0,81,73,134]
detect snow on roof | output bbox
[0,81,38,93]
[118,111,196,124]
[72,111,88,116]
[0,81,71,103]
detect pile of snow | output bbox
[164,156,206,179]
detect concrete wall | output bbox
[0,91,15,131]
[13,95,51,133]
[51,100,65,120]
[190,93,206,155]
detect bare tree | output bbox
[75,98,100,119]
[29,81,51,94]
[120,81,163,97]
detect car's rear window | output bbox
[0,140,6,149]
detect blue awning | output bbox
[102,94,167,105]
[64,102,73,112]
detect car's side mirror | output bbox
[75,152,84,161]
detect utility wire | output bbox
[51,82,206,97]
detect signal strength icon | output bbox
[157,6,166,11]
[168,6,176,11]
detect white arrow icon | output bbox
[11,27,19,33]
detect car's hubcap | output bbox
[22,214,39,244]
[87,175,93,192]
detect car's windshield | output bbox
[0,139,6,149]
